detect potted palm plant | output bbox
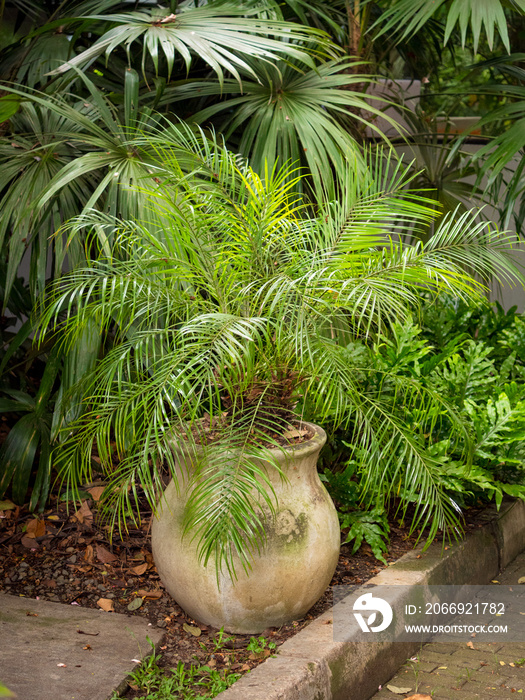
[38,130,522,633]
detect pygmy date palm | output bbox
[37,129,523,576]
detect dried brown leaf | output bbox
[73,501,93,524]
[25,518,45,538]
[84,544,94,563]
[96,598,114,612]
[283,428,308,439]
[386,686,412,695]
[96,544,117,564]
[87,486,105,502]
[131,562,148,575]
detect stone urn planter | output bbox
[151,422,341,634]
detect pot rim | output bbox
[171,420,326,459]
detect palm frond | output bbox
[49,5,333,86]
[371,0,523,53]
[169,58,403,192]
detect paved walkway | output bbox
[370,550,525,699]
[0,594,163,700]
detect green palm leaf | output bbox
[372,0,525,53]
[171,58,401,192]
[49,4,332,86]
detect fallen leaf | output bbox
[283,428,308,439]
[518,577,525,584]
[73,501,93,524]
[500,661,506,666]
[136,590,162,600]
[131,562,148,575]
[84,544,94,564]
[25,611,38,617]
[57,663,67,667]
[405,696,433,700]
[21,536,38,549]
[0,500,16,511]
[83,645,91,650]
[437,666,447,669]
[386,685,412,694]
[87,486,105,502]
[127,598,143,611]
[96,598,114,612]
[249,649,271,660]
[491,580,500,584]
[25,518,45,538]
[466,641,475,649]
[96,544,117,564]
[46,515,60,521]
[183,622,201,637]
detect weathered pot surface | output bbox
[151,422,341,634]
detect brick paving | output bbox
[369,551,525,699]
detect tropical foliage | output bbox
[2,0,525,565]
[34,133,523,574]
[321,297,525,561]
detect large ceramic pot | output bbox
[151,422,340,634]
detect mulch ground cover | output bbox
[0,488,488,698]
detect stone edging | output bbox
[216,499,525,700]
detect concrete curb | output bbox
[217,499,525,700]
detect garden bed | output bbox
[0,491,489,698]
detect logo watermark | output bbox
[353,593,393,633]
[333,585,525,643]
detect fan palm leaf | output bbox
[168,58,401,192]
[48,4,333,86]
[371,0,525,53]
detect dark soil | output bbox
[185,415,314,448]
[0,490,489,697]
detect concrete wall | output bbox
[365,79,525,312]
